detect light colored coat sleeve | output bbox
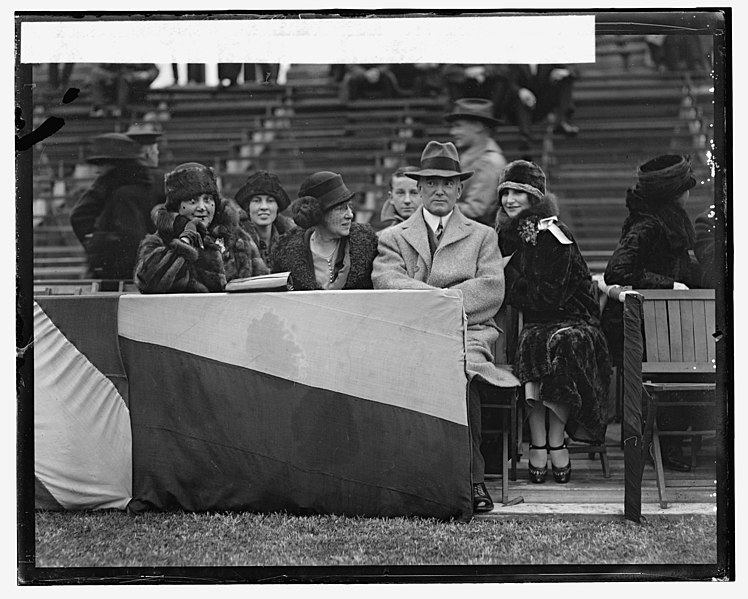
[372,227,434,291]
[450,227,505,325]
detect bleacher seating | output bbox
[28,38,716,285]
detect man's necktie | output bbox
[436,219,444,242]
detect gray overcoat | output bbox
[372,206,520,388]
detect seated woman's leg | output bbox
[526,382,548,483]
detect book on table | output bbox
[225,272,292,292]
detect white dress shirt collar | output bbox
[422,208,453,234]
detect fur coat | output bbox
[497,196,601,325]
[497,197,611,442]
[601,188,703,363]
[270,223,379,291]
[373,206,519,388]
[135,199,269,294]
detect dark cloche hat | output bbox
[636,154,697,199]
[298,171,355,212]
[497,160,547,200]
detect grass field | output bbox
[32,510,718,570]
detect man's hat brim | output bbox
[86,155,141,165]
[445,112,502,127]
[127,133,161,144]
[405,168,474,181]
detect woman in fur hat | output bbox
[234,170,296,270]
[270,171,378,290]
[135,162,269,293]
[601,154,704,472]
[495,160,611,484]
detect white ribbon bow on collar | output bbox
[537,216,572,245]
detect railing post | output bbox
[622,291,645,522]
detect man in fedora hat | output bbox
[70,133,165,285]
[372,140,519,514]
[446,98,507,227]
[124,121,163,169]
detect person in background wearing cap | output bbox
[495,160,611,485]
[134,162,268,293]
[372,141,519,514]
[70,133,166,285]
[125,121,163,170]
[601,154,704,472]
[446,98,507,227]
[233,170,296,270]
[369,166,422,233]
[270,171,378,290]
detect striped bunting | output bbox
[33,302,132,510]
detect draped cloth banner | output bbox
[34,290,473,521]
[34,298,132,510]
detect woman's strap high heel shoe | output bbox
[528,443,548,484]
[549,441,572,484]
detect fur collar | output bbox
[623,188,696,250]
[497,196,561,255]
[272,223,377,290]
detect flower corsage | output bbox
[517,217,539,246]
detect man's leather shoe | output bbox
[662,453,692,472]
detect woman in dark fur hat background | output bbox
[135,162,269,293]
[234,170,296,270]
[495,160,611,484]
[601,154,705,472]
[270,171,378,290]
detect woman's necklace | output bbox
[311,231,340,283]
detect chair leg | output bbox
[650,411,669,509]
[501,409,509,505]
[600,446,610,478]
[510,390,519,481]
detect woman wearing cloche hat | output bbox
[601,154,706,473]
[495,159,611,485]
[270,171,378,290]
[135,162,269,293]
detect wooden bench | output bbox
[638,289,717,508]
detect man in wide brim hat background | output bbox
[444,98,508,227]
[124,121,163,168]
[85,133,145,165]
[372,138,520,515]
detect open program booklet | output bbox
[225,272,292,292]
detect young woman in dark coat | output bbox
[270,171,378,291]
[233,170,296,271]
[135,162,268,293]
[496,160,611,484]
[601,154,704,472]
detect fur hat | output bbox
[636,154,696,199]
[164,162,219,212]
[497,160,546,201]
[234,170,291,212]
